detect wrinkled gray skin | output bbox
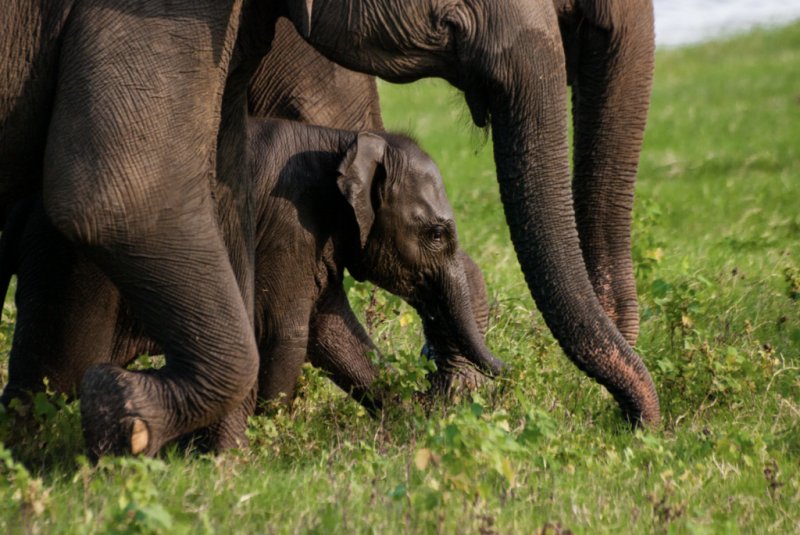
[272,0,661,429]
[248,18,384,132]
[0,120,495,444]
[1,0,659,457]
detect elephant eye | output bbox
[427,225,447,245]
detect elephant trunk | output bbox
[412,256,504,382]
[420,250,493,396]
[459,250,490,337]
[484,30,659,426]
[570,3,656,346]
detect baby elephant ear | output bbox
[336,133,387,248]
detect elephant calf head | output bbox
[334,131,505,386]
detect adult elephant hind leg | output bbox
[1,202,123,405]
[566,1,656,347]
[42,2,258,457]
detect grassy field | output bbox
[2,23,799,534]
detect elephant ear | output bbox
[336,132,387,249]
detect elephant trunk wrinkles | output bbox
[570,3,655,346]
[415,258,503,379]
[487,36,660,426]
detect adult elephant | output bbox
[1,0,658,457]
[251,5,659,415]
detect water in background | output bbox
[654,0,800,46]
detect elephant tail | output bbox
[0,198,35,312]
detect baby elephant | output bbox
[0,119,502,451]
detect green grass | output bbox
[2,23,800,533]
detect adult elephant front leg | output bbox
[561,1,655,346]
[43,3,258,457]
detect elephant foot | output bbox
[0,390,42,448]
[80,364,166,459]
[426,354,491,399]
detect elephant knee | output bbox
[43,201,98,247]
[42,173,139,249]
[42,151,205,248]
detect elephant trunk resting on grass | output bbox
[0,118,499,452]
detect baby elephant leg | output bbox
[307,287,382,412]
[255,298,314,413]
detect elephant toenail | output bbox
[130,418,149,455]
